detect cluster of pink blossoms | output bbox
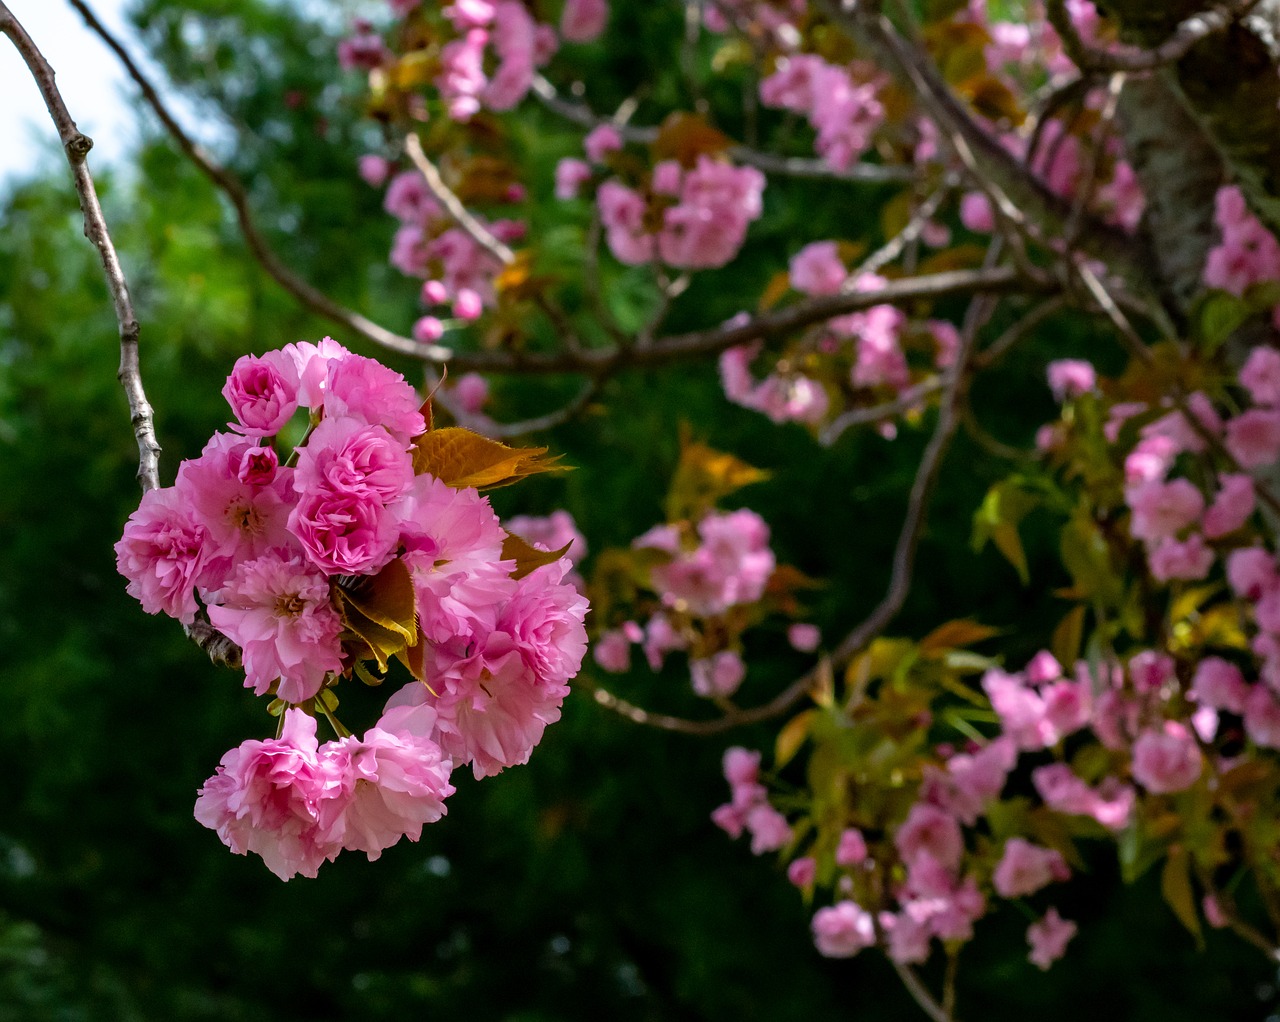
[379,168,524,325]
[759,55,886,172]
[720,245,957,430]
[592,154,766,270]
[1202,186,1280,315]
[116,339,588,877]
[591,505,817,700]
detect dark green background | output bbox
[0,1,1275,1018]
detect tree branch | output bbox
[530,74,915,184]
[1047,0,1263,73]
[893,960,957,1022]
[67,0,454,364]
[1,1,161,493]
[588,301,975,735]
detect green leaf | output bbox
[1195,291,1252,353]
[1161,848,1205,947]
[971,481,1040,584]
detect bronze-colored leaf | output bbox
[665,434,769,521]
[502,532,573,580]
[334,559,418,673]
[919,618,1001,655]
[651,111,731,167]
[412,426,569,489]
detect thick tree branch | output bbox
[822,0,1149,290]
[1047,0,1262,72]
[1,1,161,493]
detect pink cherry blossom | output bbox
[1227,546,1278,600]
[788,623,821,652]
[222,350,300,436]
[1244,684,1280,749]
[812,901,876,958]
[115,486,216,624]
[1131,721,1203,793]
[555,157,592,200]
[1203,473,1256,538]
[691,650,747,698]
[993,838,1069,898]
[1027,909,1076,970]
[895,802,963,872]
[789,241,847,296]
[206,548,344,704]
[1126,478,1204,541]
[835,828,868,867]
[1225,409,1280,468]
[560,0,608,41]
[1149,533,1215,583]
[584,124,622,163]
[1191,657,1249,713]
[788,856,817,887]
[1241,347,1280,407]
[1046,359,1096,402]
[592,628,632,672]
[194,709,339,880]
[323,353,425,442]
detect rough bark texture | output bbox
[1102,0,1280,234]
[1116,73,1225,320]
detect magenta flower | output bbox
[194,709,340,880]
[206,548,344,704]
[323,352,426,442]
[993,838,1069,898]
[288,482,401,577]
[115,486,216,624]
[1131,721,1203,793]
[294,416,414,505]
[222,351,300,437]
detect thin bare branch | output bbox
[893,961,956,1022]
[820,378,944,447]
[856,176,957,277]
[1,1,161,492]
[1046,0,1262,73]
[67,0,454,364]
[403,133,516,267]
[588,308,975,735]
[974,296,1068,369]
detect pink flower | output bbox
[1204,473,1256,538]
[177,432,296,567]
[317,702,454,859]
[788,623,822,653]
[983,668,1051,750]
[1227,546,1279,600]
[206,548,344,704]
[1027,909,1076,970]
[1032,763,1134,830]
[505,509,587,565]
[281,337,351,408]
[895,802,963,872]
[789,241,847,296]
[1225,409,1280,468]
[1244,684,1280,749]
[691,650,746,698]
[1026,650,1063,684]
[592,628,632,672]
[724,747,761,787]
[1131,721,1203,793]
[1241,347,1280,407]
[993,838,1069,898]
[746,803,793,854]
[1124,435,1177,486]
[289,484,401,577]
[194,709,338,880]
[929,737,1016,824]
[324,354,425,442]
[584,124,623,164]
[1046,359,1096,402]
[598,181,655,264]
[1126,478,1204,541]
[1129,650,1175,693]
[555,157,592,200]
[560,0,608,41]
[116,486,215,624]
[960,191,995,232]
[812,901,876,957]
[413,316,445,343]
[223,351,300,436]
[835,828,868,867]
[1191,657,1249,713]
[294,417,414,505]
[1149,533,1215,583]
[358,154,390,187]
[788,856,817,887]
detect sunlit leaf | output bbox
[776,709,817,769]
[651,112,731,167]
[665,434,769,521]
[1161,848,1205,946]
[919,618,1001,655]
[413,427,569,489]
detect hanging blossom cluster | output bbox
[587,442,818,700]
[115,340,588,878]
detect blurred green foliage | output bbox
[0,1,1276,1018]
